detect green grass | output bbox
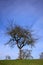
[0,59,43,65]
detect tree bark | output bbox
[19,49,22,59]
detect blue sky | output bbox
[0,0,43,59]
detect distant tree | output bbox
[18,49,33,59]
[5,21,37,59]
[5,55,11,60]
[40,52,43,59]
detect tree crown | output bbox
[5,24,36,49]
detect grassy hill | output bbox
[0,59,43,65]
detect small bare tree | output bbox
[40,52,43,59]
[5,55,11,60]
[18,49,33,59]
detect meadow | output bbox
[0,59,43,65]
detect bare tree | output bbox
[40,52,43,59]
[18,49,33,59]
[5,21,37,59]
[5,55,11,60]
